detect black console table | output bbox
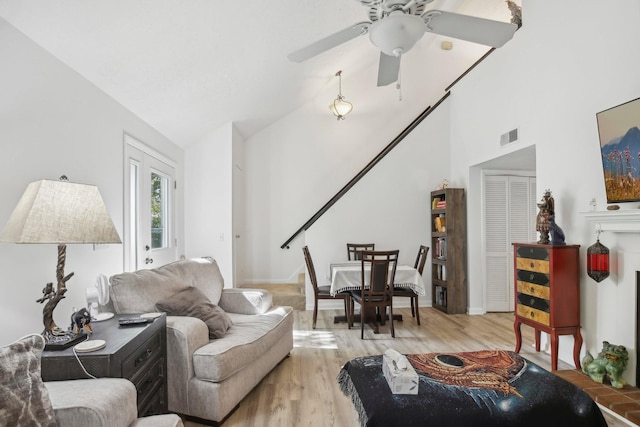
[41,313,168,417]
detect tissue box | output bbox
[382,353,419,395]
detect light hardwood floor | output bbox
[184,307,630,427]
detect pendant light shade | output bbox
[329,98,353,120]
[587,229,609,283]
[329,70,352,120]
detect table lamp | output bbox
[0,176,121,350]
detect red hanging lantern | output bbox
[587,229,609,283]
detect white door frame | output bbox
[123,134,177,271]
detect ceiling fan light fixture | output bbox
[369,13,425,57]
[329,70,353,120]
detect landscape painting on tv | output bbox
[596,97,640,203]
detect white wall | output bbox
[241,31,490,287]
[184,123,246,286]
[304,102,451,307]
[0,18,184,346]
[184,123,234,284]
[449,0,640,383]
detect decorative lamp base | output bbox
[43,332,88,351]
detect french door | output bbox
[124,135,177,271]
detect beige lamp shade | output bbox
[0,179,121,244]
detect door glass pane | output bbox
[151,172,169,249]
[129,162,139,267]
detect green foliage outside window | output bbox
[151,173,164,248]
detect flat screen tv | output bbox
[596,96,640,204]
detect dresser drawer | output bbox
[516,269,550,286]
[517,293,550,312]
[516,257,550,274]
[135,357,165,414]
[139,382,166,417]
[122,332,162,379]
[517,304,550,326]
[516,246,549,261]
[517,281,550,300]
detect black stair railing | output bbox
[280,91,450,249]
[280,44,502,249]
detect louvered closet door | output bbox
[484,175,536,312]
[484,176,510,312]
[529,178,538,241]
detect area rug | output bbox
[337,350,607,427]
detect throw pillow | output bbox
[0,334,57,426]
[156,287,233,339]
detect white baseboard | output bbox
[598,404,635,426]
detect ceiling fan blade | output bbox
[423,10,517,48]
[288,22,371,62]
[377,52,400,87]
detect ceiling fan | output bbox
[288,0,518,87]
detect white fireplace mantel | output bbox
[581,210,640,232]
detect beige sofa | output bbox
[108,257,294,424]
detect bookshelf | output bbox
[430,188,467,314]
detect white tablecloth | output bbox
[329,263,426,297]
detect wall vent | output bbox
[500,128,518,146]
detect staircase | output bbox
[239,273,306,310]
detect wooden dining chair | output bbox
[303,245,350,329]
[350,250,399,339]
[393,245,429,325]
[347,243,375,261]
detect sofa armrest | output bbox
[45,378,138,427]
[165,316,209,415]
[219,288,273,314]
[46,377,184,427]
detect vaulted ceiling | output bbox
[0,0,517,147]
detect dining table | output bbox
[328,261,426,330]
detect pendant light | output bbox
[587,228,609,283]
[329,70,353,120]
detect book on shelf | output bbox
[435,237,447,259]
[436,200,446,208]
[431,197,441,209]
[434,215,446,232]
[434,285,447,306]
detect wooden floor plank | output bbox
[182,307,627,427]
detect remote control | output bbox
[118,317,150,326]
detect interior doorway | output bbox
[468,145,537,314]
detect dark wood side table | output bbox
[512,243,582,371]
[41,313,168,417]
